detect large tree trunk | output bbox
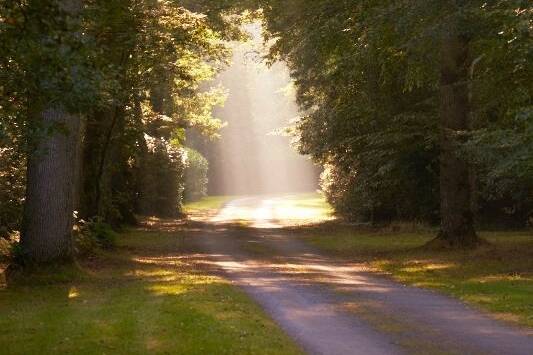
[20,0,84,264]
[21,108,84,263]
[435,29,479,248]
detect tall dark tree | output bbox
[437,22,477,247]
[21,0,87,264]
[22,110,84,263]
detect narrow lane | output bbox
[195,196,533,355]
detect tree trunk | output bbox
[435,30,479,248]
[20,0,84,264]
[21,108,83,264]
[81,107,121,221]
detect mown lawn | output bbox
[301,224,533,328]
[183,195,237,213]
[0,227,301,354]
[276,193,334,224]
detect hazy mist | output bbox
[207,25,318,195]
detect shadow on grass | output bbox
[2,215,531,354]
[0,220,301,355]
[280,220,533,327]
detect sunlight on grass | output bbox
[183,195,238,212]
[0,229,301,355]
[209,192,334,227]
[302,226,533,327]
[67,286,80,299]
[147,284,188,296]
[398,262,456,273]
[473,274,532,282]
[277,192,334,224]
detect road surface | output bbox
[191,196,533,355]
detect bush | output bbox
[137,136,186,217]
[0,231,22,268]
[0,233,17,263]
[0,147,25,240]
[74,219,117,255]
[183,148,208,202]
[320,157,440,224]
[320,164,365,221]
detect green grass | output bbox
[302,225,533,327]
[183,195,237,213]
[281,192,334,222]
[0,228,301,354]
[0,237,12,264]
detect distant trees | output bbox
[261,0,532,247]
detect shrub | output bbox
[137,135,186,217]
[320,158,440,224]
[0,147,25,240]
[183,148,208,202]
[74,219,117,255]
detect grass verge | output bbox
[0,225,301,354]
[183,196,237,213]
[300,224,533,328]
[276,192,334,225]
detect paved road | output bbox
[193,196,533,355]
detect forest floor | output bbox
[185,194,533,355]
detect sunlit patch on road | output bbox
[211,194,334,228]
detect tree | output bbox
[260,0,532,247]
[77,0,236,221]
[1,0,243,264]
[21,0,90,264]
[437,13,477,247]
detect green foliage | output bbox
[466,110,533,227]
[8,240,23,265]
[75,219,117,255]
[76,0,242,222]
[137,133,187,218]
[0,146,25,239]
[0,1,28,239]
[86,220,117,250]
[1,1,101,113]
[184,148,209,202]
[1,0,250,236]
[261,0,532,225]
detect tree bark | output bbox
[21,108,83,263]
[20,0,85,264]
[436,29,479,248]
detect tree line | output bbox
[0,0,249,265]
[0,0,531,268]
[260,0,532,247]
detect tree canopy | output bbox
[260,0,532,244]
[0,0,531,264]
